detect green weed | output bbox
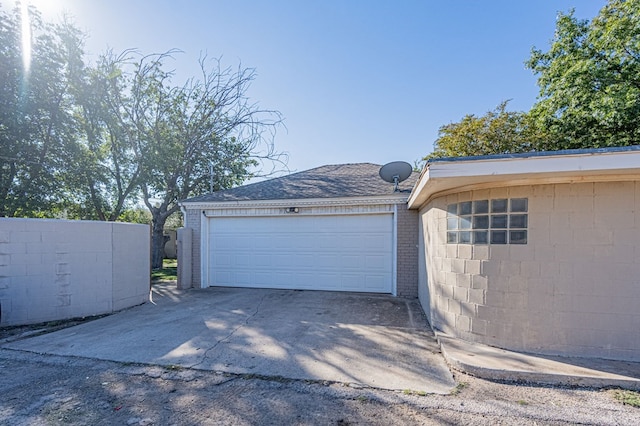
[450,381,469,396]
[611,389,640,408]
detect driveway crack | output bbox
[188,294,267,370]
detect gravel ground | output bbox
[1,348,639,425]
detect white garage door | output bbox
[206,214,393,293]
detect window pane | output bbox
[510,230,527,244]
[491,214,508,228]
[473,215,489,229]
[447,217,458,230]
[459,201,472,215]
[491,230,507,244]
[447,204,457,215]
[459,216,472,229]
[473,200,489,214]
[491,199,508,213]
[473,231,488,244]
[510,198,528,212]
[447,232,458,244]
[510,214,528,229]
[459,231,471,244]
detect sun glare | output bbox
[21,1,32,73]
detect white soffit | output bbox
[408,149,640,209]
[181,194,409,210]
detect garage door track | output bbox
[3,284,455,394]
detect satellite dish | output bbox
[379,161,412,192]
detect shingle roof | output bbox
[182,163,419,203]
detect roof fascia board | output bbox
[408,150,640,209]
[180,194,409,210]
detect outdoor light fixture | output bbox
[286,207,299,213]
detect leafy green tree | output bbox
[526,0,640,149]
[117,207,152,225]
[425,0,640,161]
[65,49,145,221]
[0,5,84,217]
[426,102,540,160]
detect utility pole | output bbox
[209,161,214,194]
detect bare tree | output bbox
[101,51,286,268]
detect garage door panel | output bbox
[207,214,393,293]
[363,234,390,249]
[254,254,271,267]
[236,271,251,285]
[296,238,315,250]
[254,236,273,250]
[212,236,233,250]
[316,273,340,289]
[293,254,315,268]
[315,235,335,249]
[365,275,386,291]
[235,255,250,267]
[342,235,361,249]
[317,254,339,267]
[254,271,275,286]
[272,254,290,268]
[339,255,363,268]
[214,253,231,266]
[213,270,232,285]
[341,274,364,289]
[272,235,290,249]
[365,254,389,270]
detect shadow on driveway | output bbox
[3,284,455,394]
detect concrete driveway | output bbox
[3,284,455,394]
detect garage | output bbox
[204,213,393,293]
[180,163,419,297]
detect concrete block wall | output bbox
[396,204,418,298]
[0,218,150,326]
[418,181,640,362]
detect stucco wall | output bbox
[0,218,150,326]
[419,181,640,362]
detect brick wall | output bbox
[183,208,201,288]
[419,182,640,362]
[396,204,418,298]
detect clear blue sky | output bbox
[25,0,606,174]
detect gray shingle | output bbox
[182,163,418,203]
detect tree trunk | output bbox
[150,215,167,269]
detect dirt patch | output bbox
[0,315,110,343]
[1,351,639,425]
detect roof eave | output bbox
[407,150,640,209]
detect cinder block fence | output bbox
[0,218,150,326]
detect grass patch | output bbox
[611,389,640,408]
[402,389,428,396]
[152,258,177,281]
[450,381,469,396]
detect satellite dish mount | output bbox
[379,161,412,192]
